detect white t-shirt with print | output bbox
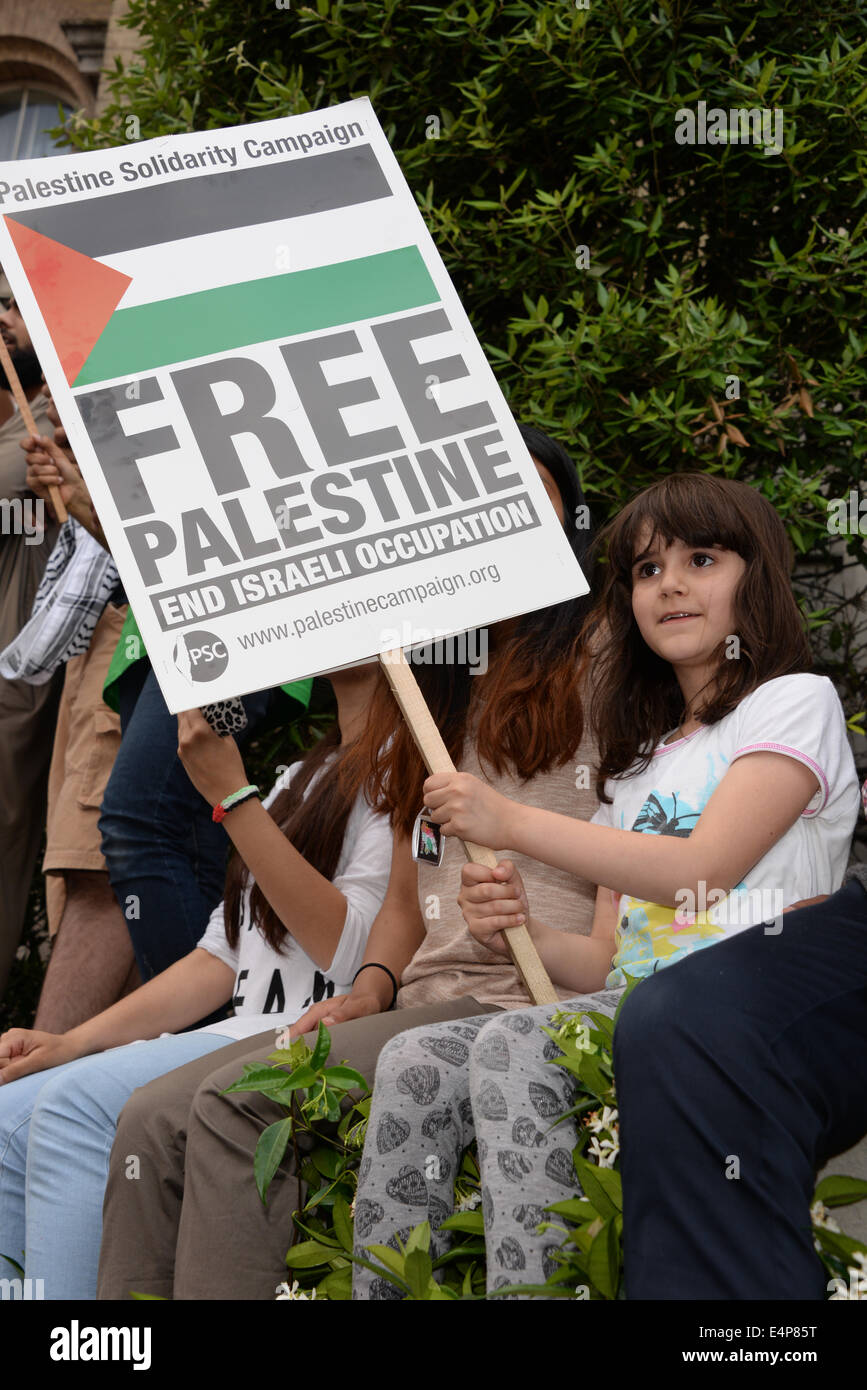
[591,673,860,989]
[194,758,392,1040]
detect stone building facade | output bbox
[0,0,136,158]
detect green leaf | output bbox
[427,1282,458,1300]
[318,1265,353,1300]
[341,1249,409,1295]
[404,1221,432,1255]
[284,1239,342,1270]
[553,1049,612,1100]
[253,1117,293,1203]
[363,1243,409,1278]
[309,1022,332,1072]
[814,1175,867,1208]
[440,1210,485,1235]
[311,1146,344,1179]
[432,1241,486,1267]
[221,1063,294,1096]
[332,1194,354,1252]
[545,1197,595,1222]
[587,1217,619,1299]
[222,1061,316,1098]
[303,1181,339,1211]
[586,1011,615,1044]
[571,1153,622,1219]
[403,1246,434,1299]
[321,1064,370,1090]
[812,1226,867,1264]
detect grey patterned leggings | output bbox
[352,989,624,1299]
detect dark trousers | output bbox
[98,666,276,984]
[613,877,867,1299]
[0,667,63,1000]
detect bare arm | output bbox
[459,863,617,993]
[428,753,820,908]
[0,950,234,1083]
[289,829,424,1037]
[216,796,348,970]
[176,710,348,971]
[22,434,109,548]
[530,882,619,993]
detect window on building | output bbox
[0,90,71,161]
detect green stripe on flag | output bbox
[74,245,438,387]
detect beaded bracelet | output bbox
[212,784,260,823]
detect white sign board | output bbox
[0,98,587,710]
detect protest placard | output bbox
[0,97,588,713]
[0,98,589,1002]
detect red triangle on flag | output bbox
[4,217,132,386]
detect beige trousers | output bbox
[97,997,498,1300]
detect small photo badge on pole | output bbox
[411,808,444,867]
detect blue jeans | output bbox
[99,667,276,983]
[0,1032,230,1299]
[614,877,867,1300]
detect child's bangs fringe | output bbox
[609,476,752,577]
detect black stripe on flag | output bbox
[10,144,392,258]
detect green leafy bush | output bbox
[56,0,867,720]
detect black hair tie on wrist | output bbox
[352,962,398,1010]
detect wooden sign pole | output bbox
[379,647,558,1006]
[0,334,67,524]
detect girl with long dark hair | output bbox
[352,473,861,1298]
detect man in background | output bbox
[0,274,60,998]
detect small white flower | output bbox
[810,1201,841,1233]
[585,1105,619,1137]
[276,1279,318,1301]
[587,1134,620,1168]
[455,1190,483,1214]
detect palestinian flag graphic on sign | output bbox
[0,100,588,714]
[3,131,440,388]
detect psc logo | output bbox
[172,629,229,683]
